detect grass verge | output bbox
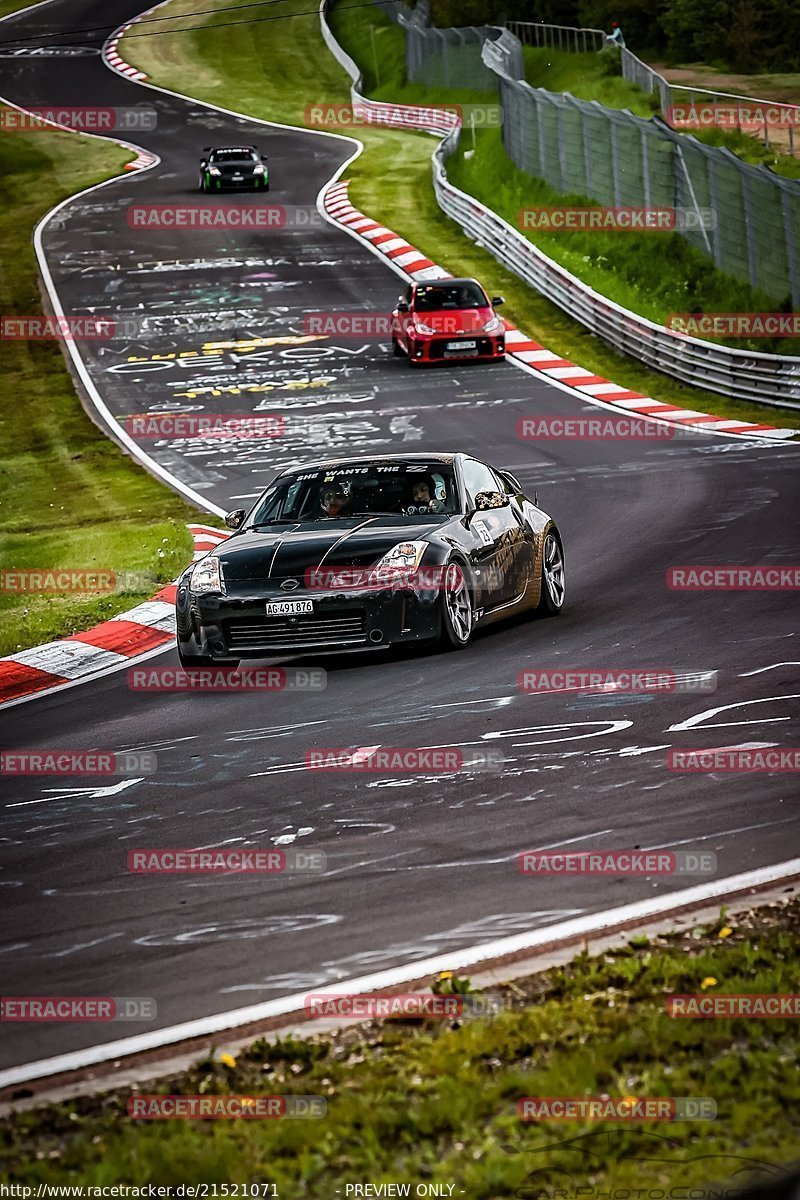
[446,128,800,353]
[1,896,798,1192]
[523,47,800,180]
[120,0,800,431]
[0,115,200,657]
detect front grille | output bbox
[223,611,367,651]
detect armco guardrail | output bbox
[319,2,800,409]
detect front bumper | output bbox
[177,584,443,658]
[208,176,268,190]
[407,333,505,364]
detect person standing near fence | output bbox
[605,21,625,47]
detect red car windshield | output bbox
[413,283,488,312]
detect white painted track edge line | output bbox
[2,857,798,1089]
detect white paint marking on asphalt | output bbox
[618,745,671,756]
[48,933,125,959]
[740,662,800,676]
[3,857,799,1088]
[348,828,618,873]
[644,814,799,851]
[483,720,634,746]
[668,694,800,731]
[6,779,144,808]
[351,746,382,764]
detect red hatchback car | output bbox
[391,278,506,366]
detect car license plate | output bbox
[265,599,314,616]
[446,340,477,351]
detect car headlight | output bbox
[373,541,428,573]
[253,164,267,175]
[413,320,436,335]
[208,166,221,177]
[190,556,225,595]
[482,315,503,333]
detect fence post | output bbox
[610,120,622,207]
[536,92,547,179]
[583,109,593,196]
[674,141,713,255]
[707,156,722,268]
[780,188,800,307]
[641,126,651,209]
[740,173,760,290]
[557,96,568,190]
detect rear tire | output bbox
[440,560,473,649]
[537,529,566,616]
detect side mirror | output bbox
[225,509,246,530]
[261,155,268,162]
[396,299,410,313]
[203,145,212,151]
[475,490,509,511]
[491,296,505,306]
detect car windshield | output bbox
[414,283,488,312]
[248,462,459,524]
[210,149,258,162]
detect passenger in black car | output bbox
[319,484,351,518]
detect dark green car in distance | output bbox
[198,145,269,192]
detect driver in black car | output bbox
[407,476,445,513]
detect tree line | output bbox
[428,0,800,73]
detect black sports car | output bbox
[198,145,269,192]
[175,453,565,668]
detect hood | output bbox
[412,307,492,334]
[216,159,258,173]
[216,516,447,584]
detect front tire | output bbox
[177,641,240,672]
[392,337,404,358]
[537,529,566,616]
[177,641,213,669]
[440,560,473,649]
